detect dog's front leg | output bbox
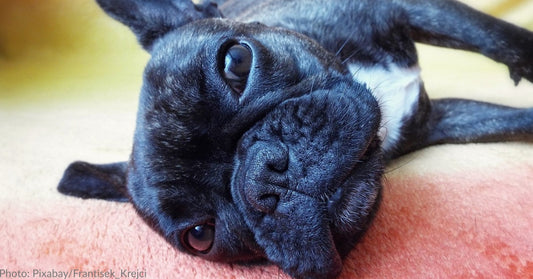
[390,97,533,159]
[396,0,533,84]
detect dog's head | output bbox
[59,0,383,278]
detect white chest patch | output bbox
[348,63,422,153]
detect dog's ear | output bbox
[95,0,222,51]
[57,161,129,202]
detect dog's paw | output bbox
[507,32,533,85]
[194,1,223,18]
[509,63,533,85]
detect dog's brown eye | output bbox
[223,43,252,94]
[183,224,215,253]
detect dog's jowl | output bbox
[57,0,533,278]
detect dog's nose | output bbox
[244,142,289,214]
[246,187,280,214]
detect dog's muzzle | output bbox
[231,83,383,278]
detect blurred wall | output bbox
[0,0,148,103]
[0,0,531,104]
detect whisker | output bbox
[309,75,316,94]
[349,64,363,78]
[335,36,351,57]
[384,153,419,174]
[341,50,360,64]
[335,29,357,58]
[349,64,388,94]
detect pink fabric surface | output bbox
[2,144,532,278]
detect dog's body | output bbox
[58,0,533,278]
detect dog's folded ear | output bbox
[96,0,222,51]
[57,161,129,202]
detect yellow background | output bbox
[1,0,532,105]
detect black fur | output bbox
[57,0,533,278]
[58,161,128,202]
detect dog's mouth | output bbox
[231,83,382,277]
[325,135,383,257]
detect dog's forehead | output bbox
[149,19,265,61]
[136,20,338,144]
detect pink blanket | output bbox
[2,135,532,278]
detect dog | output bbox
[57,0,533,278]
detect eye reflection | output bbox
[183,223,215,253]
[222,43,252,94]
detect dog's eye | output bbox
[183,223,215,253]
[223,43,252,94]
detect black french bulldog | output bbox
[58,0,533,278]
